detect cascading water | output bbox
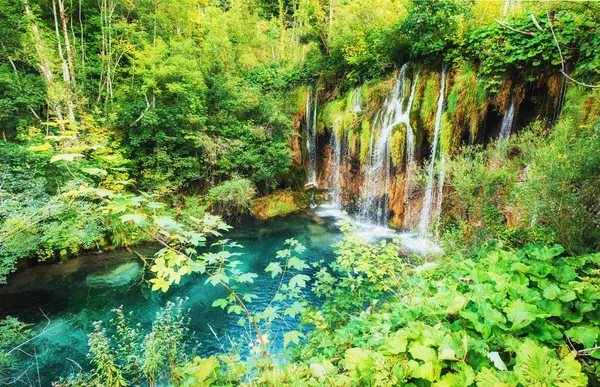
[329,118,344,207]
[434,154,446,236]
[305,86,318,185]
[498,96,516,141]
[352,87,362,112]
[418,66,447,234]
[358,64,419,225]
[552,75,568,125]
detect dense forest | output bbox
[1,0,600,385]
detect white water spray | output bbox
[358,64,419,225]
[352,87,362,112]
[305,86,318,185]
[498,96,516,141]
[418,66,447,234]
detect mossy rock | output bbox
[391,123,407,167]
[323,99,346,128]
[251,190,308,220]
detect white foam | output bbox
[395,232,443,256]
[314,204,349,220]
[314,204,442,256]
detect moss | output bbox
[440,112,455,157]
[360,118,372,164]
[419,71,441,144]
[562,87,600,128]
[365,76,394,112]
[251,190,308,220]
[322,99,346,129]
[341,111,360,133]
[390,123,407,167]
[296,86,308,115]
[445,62,489,150]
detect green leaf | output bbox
[212,298,228,309]
[50,153,83,163]
[559,290,576,302]
[265,262,283,278]
[288,257,308,271]
[205,272,229,286]
[154,216,180,230]
[289,274,310,289]
[149,277,170,292]
[284,301,306,318]
[542,284,561,300]
[385,335,408,355]
[120,213,146,225]
[514,340,587,386]
[283,330,304,348]
[504,300,537,331]
[409,342,437,362]
[28,142,52,152]
[236,273,258,284]
[438,348,458,361]
[227,305,243,315]
[565,325,600,348]
[81,167,108,176]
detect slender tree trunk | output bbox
[52,0,75,122]
[58,0,76,87]
[23,0,65,128]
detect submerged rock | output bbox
[86,261,142,287]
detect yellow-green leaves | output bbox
[283,330,304,348]
[27,142,52,152]
[50,153,83,163]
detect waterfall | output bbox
[434,154,446,236]
[358,64,418,225]
[498,97,516,141]
[305,86,318,185]
[552,75,568,125]
[352,87,362,112]
[329,118,344,207]
[418,66,447,234]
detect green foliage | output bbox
[148,242,597,387]
[444,62,488,151]
[399,0,472,61]
[206,177,257,217]
[0,142,108,282]
[54,299,193,387]
[0,317,31,381]
[443,87,600,253]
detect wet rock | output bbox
[85,262,142,288]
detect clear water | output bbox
[0,214,341,384]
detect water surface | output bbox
[0,213,341,384]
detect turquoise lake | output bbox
[0,213,343,384]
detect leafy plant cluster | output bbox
[442,86,600,255]
[60,235,600,386]
[195,243,598,386]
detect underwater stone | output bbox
[85,261,142,287]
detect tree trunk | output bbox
[23,0,65,128]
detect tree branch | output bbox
[495,19,534,36]
[547,11,600,89]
